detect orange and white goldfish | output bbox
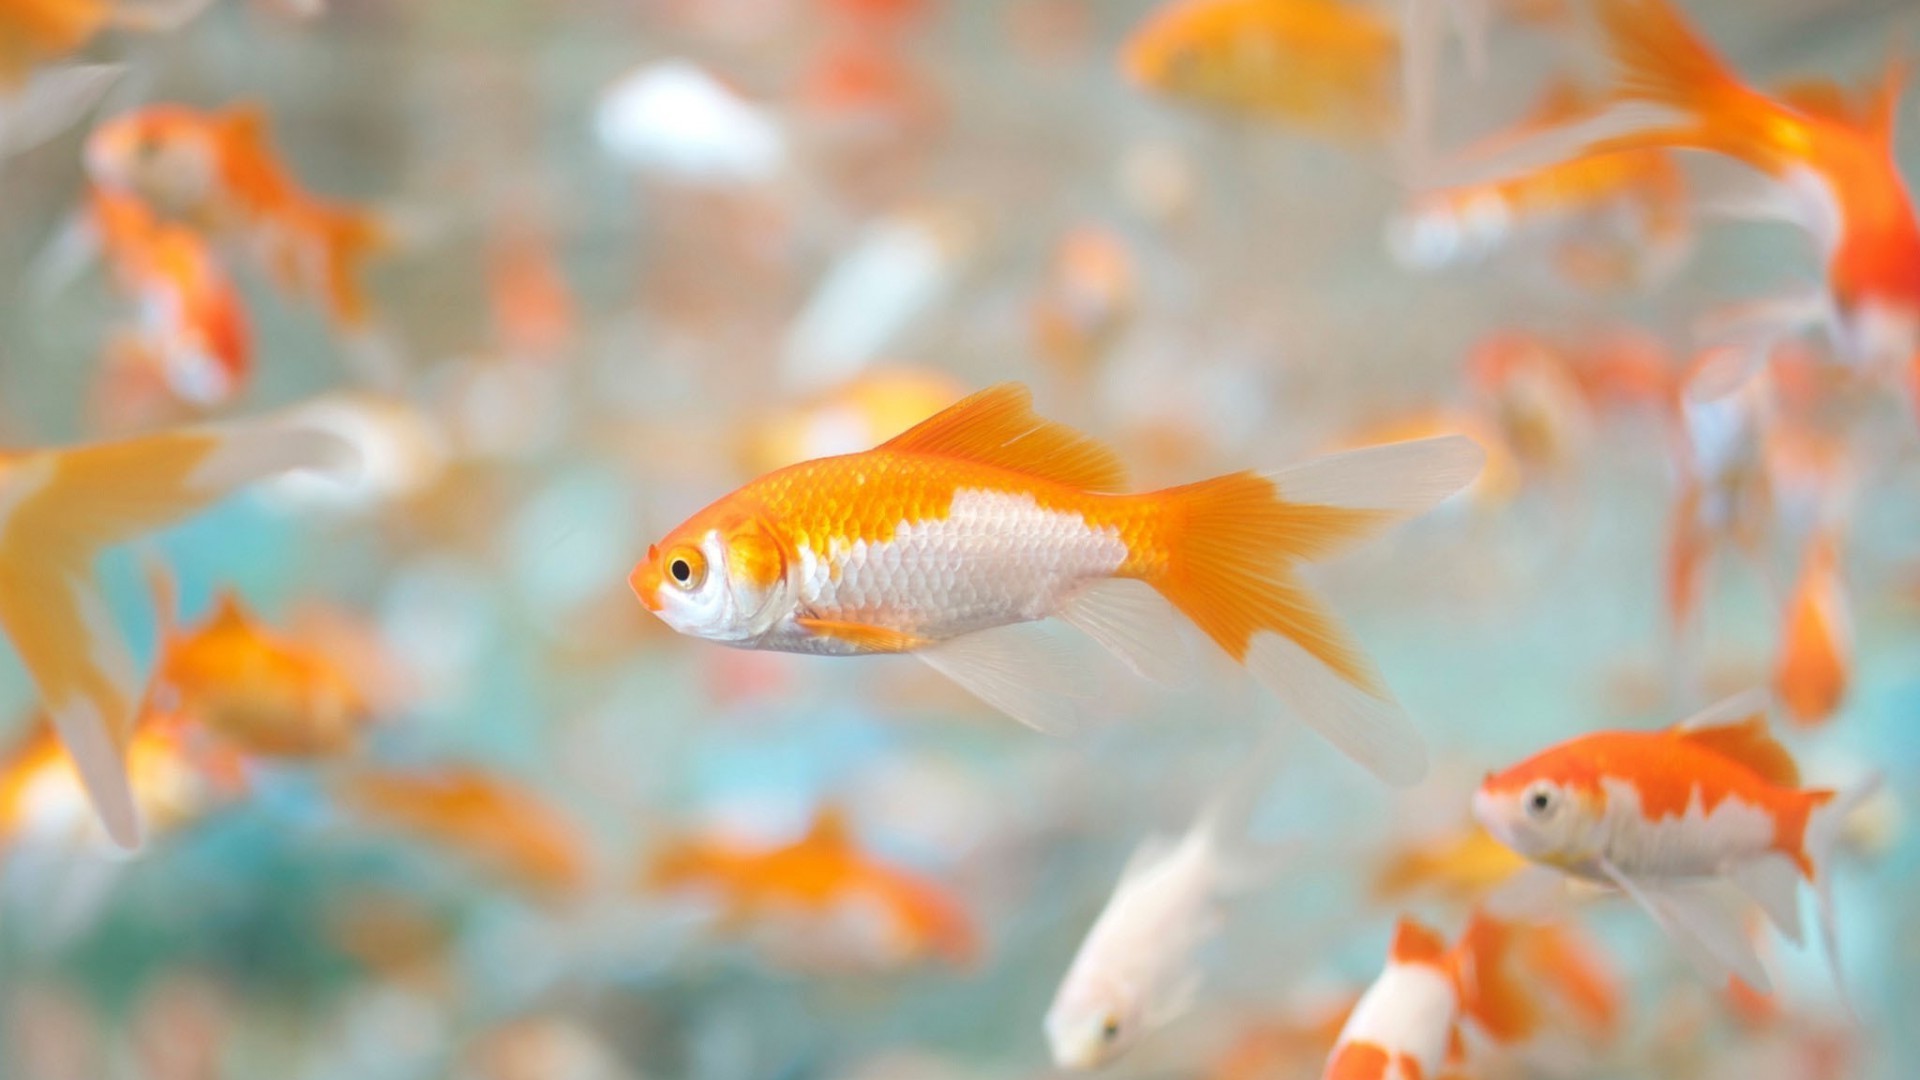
[338,766,592,897]
[1473,691,1878,996]
[1453,0,1920,395]
[1030,226,1136,382]
[90,186,251,407]
[147,569,369,759]
[1392,78,1689,287]
[0,709,244,852]
[632,384,1481,784]
[1046,784,1275,1070]
[85,102,387,331]
[1121,0,1399,141]
[642,804,977,967]
[1322,912,1535,1080]
[1773,530,1850,728]
[0,414,351,848]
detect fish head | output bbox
[633,508,792,644]
[1044,975,1141,1071]
[86,107,221,222]
[1472,757,1600,868]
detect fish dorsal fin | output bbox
[878,383,1128,492]
[1389,917,1449,967]
[209,588,256,631]
[1866,54,1909,143]
[803,805,855,852]
[1777,77,1865,127]
[1672,691,1800,787]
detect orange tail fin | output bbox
[1453,911,1540,1044]
[1774,531,1850,727]
[1592,0,1786,166]
[1147,437,1481,784]
[313,207,387,330]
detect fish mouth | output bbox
[629,564,662,612]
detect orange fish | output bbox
[1121,0,1399,140]
[643,805,977,967]
[632,384,1480,785]
[85,102,387,330]
[1030,226,1136,381]
[338,766,592,897]
[90,185,251,407]
[1323,912,1535,1080]
[147,567,370,759]
[1774,530,1850,727]
[0,708,245,851]
[487,214,575,365]
[0,414,350,848]
[1474,691,1877,997]
[1464,329,1594,479]
[1393,78,1689,287]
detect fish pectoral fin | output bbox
[1730,854,1805,946]
[1598,858,1771,992]
[1057,579,1192,688]
[915,622,1094,735]
[1146,964,1205,1029]
[794,617,928,653]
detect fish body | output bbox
[339,767,590,896]
[635,384,1482,784]
[86,102,386,329]
[1473,692,1875,994]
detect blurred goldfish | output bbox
[1464,329,1594,481]
[86,102,388,331]
[1322,912,1536,1080]
[1474,690,1877,997]
[0,413,351,848]
[1443,0,1920,400]
[0,0,208,89]
[90,186,250,407]
[1372,820,1527,904]
[1030,226,1136,382]
[743,367,965,475]
[0,709,244,852]
[1122,0,1399,140]
[642,804,977,967]
[488,214,575,365]
[147,567,370,759]
[1773,530,1850,728]
[338,766,592,897]
[795,38,944,140]
[1392,78,1689,287]
[633,384,1481,784]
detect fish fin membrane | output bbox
[1057,578,1191,687]
[1806,773,1882,1014]
[1145,436,1481,784]
[1598,857,1770,991]
[1730,853,1804,945]
[916,621,1094,734]
[0,414,356,850]
[0,64,124,160]
[1669,689,1799,787]
[1455,910,1541,1043]
[879,383,1127,492]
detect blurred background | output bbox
[0,0,1917,1077]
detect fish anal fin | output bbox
[1730,853,1804,945]
[1599,857,1770,991]
[795,617,926,653]
[915,621,1092,734]
[878,383,1127,492]
[1057,578,1191,687]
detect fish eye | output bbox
[1100,1015,1121,1043]
[1525,782,1558,820]
[665,548,706,590]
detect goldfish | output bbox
[1447,0,1920,397]
[1473,691,1878,997]
[1372,820,1528,904]
[1045,788,1273,1070]
[146,567,370,759]
[642,804,977,967]
[1773,530,1850,728]
[0,413,351,848]
[632,384,1481,784]
[0,709,244,853]
[337,766,592,897]
[90,186,251,407]
[1322,912,1535,1080]
[1121,0,1399,141]
[1391,78,1689,287]
[1030,226,1136,382]
[1464,329,1595,481]
[85,102,388,331]
[487,214,575,365]
[0,0,210,90]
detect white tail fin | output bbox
[1806,773,1881,1013]
[0,413,356,848]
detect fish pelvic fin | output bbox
[1144,436,1481,785]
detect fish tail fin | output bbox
[1453,911,1540,1044]
[1145,436,1482,784]
[1804,773,1882,1012]
[0,413,356,849]
[1774,529,1851,727]
[1593,0,1783,160]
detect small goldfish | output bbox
[1046,789,1273,1070]
[1392,78,1689,286]
[632,384,1481,784]
[1773,530,1851,728]
[85,102,387,330]
[147,568,370,759]
[1464,329,1594,480]
[1473,691,1878,997]
[1121,0,1399,140]
[642,805,977,967]
[1030,225,1136,382]
[1322,912,1535,1080]
[1372,820,1528,904]
[338,766,592,897]
[90,186,250,407]
[487,214,575,365]
[0,413,351,847]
